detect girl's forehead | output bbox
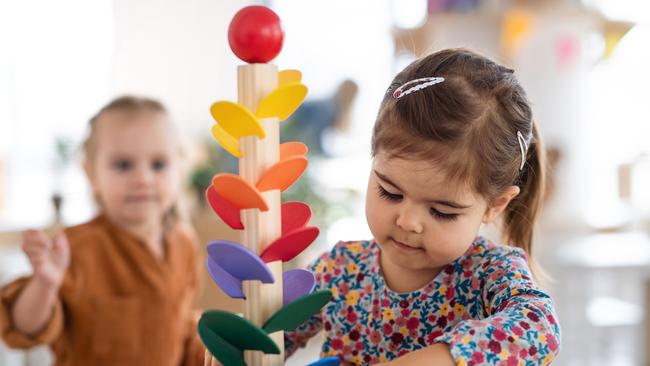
[95,111,177,152]
[374,151,447,178]
[97,109,167,129]
[373,152,478,200]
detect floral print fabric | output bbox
[285,237,560,365]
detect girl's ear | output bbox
[482,185,520,224]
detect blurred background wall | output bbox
[1,0,650,365]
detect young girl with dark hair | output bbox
[285,49,561,365]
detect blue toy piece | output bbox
[306,356,341,366]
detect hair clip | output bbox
[517,130,528,171]
[392,77,445,99]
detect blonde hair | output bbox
[83,96,167,163]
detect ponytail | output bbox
[502,122,547,274]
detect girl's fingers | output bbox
[23,246,48,262]
[23,242,50,259]
[22,230,68,272]
[50,233,71,270]
[22,229,40,242]
[30,230,51,246]
[22,230,52,251]
[204,350,211,366]
[52,233,69,251]
[23,240,49,253]
[203,350,221,366]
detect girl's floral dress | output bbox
[285,237,561,365]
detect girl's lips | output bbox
[390,238,422,251]
[126,195,156,203]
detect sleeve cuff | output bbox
[0,277,63,348]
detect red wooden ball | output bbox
[228,6,284,63]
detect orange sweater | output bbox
[0,215,205,366]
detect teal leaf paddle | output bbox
[262,290,332,334]
[198,310,280,366]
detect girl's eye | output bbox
[430,208,458,221]
[378,184,459,221]
[113,159,132,171]
[377,185,402,201]
[152,159,167,171]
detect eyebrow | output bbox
[374,170,472,209]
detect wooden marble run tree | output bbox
[198,6,339,366]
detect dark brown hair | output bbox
[372,48,546,260]
[82,95,183,231]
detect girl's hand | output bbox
[22,230,70,288]
[204,350,223,366]
[372,343,454,366]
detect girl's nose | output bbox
[396,208,424,234]
[133,164,155,186]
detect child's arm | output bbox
[436,248,560,365]
[374,343,454,366]
[5,230,69,339]
[387,248,560,366]
[284,310,323,358]
[284,251,333,358]
[11,275,60,335]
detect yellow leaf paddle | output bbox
[256,83,307,121]
[211,124,241,157]
[210,101,265,139]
